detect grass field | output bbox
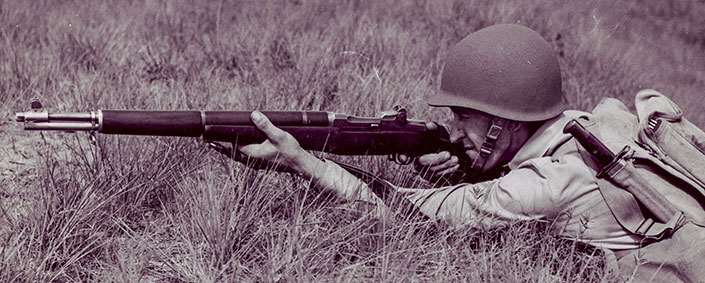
[1,0,704,281]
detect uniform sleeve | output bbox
[398,155,596,228]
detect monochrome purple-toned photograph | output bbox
[2,0,705,281]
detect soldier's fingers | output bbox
[414,152,450,174]
[418,162,458,182]
[239,142,275,158]
[416,166,436,181]
[429,155,459,172]
[237,143,258,157]
[251,111,289,145]
[436,164,460,177]
[416,151,451,166]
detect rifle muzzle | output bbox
[15,110,101,131]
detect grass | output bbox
[1,0,704,281]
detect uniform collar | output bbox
[508,110,590,170]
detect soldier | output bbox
[230,24,705,282]
[232,24,700,280]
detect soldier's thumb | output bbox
[251,111,286,144]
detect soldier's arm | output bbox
[235,111,563,226]
[236,111,389,214]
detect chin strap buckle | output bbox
[479,119,505,157]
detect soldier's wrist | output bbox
[289,150,325,178]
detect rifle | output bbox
[16,100,475,221]
[15,100,469,171]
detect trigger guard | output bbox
[388,153,413,165]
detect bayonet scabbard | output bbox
[564,119,680,225]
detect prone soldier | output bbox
[228,24,705,281]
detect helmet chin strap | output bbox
[470,118,506,173]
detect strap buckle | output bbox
[486,124,503,140]
[479,120,505,157]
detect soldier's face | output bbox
[447,108,528,172]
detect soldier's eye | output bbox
[458,114,473,120]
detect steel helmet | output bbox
[429,24,567,121]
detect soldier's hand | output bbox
[414,151,460,183]
[239,111,309,170]
[209,111,310,173]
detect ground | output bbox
[1,0,704,281]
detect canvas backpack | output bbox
[574,89,705,282]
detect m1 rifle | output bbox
[16,100,476,221]
[15,100,470,178]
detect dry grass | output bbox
[1,0,704,281]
